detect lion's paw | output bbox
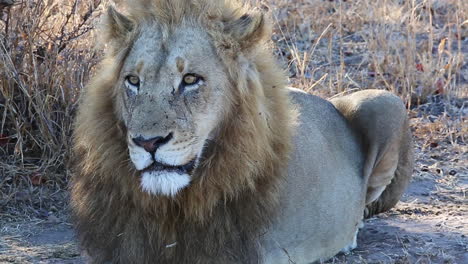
[340,229,358,254]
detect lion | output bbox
[70,0,414,263]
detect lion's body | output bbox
[260,88,413,263]
[261,88,366,263]
[71,0,413,263]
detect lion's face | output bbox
[117,25,229,197]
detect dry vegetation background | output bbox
[0,0,467,263]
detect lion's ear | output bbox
[102,6,134,47]
[225,12,271,48]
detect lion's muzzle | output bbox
[127,132,198,196]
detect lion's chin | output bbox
[140,171,191,197]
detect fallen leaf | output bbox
[416,63,424,72]
[435,79,445,94]
[30,172,45,186]
[0,134,9,146]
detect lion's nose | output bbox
[132,133,173,153]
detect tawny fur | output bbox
[364,119,414,218]
[71,0,295,263]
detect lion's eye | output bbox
[178,74,203,94]
[126,75,140,87]
[182,74,201,86]
[124,75,140,97]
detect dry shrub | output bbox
[0,0,105,219]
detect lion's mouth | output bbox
[142,159,196,175]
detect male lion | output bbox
[71,0,413,263]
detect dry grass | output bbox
[0,0,105,220]
[1,0,466,224]
[264,0,467,99]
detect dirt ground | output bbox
[1,99,466,264]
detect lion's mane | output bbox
[71,0,296,263]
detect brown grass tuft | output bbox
[0,0,105,220]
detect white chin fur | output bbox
[140,171,191,197]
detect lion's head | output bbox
[73,0,295,220]
[118,17,230,196]
[113,8,268,197]
[77,0,295,199]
